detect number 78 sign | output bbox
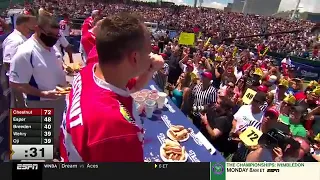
[239,126,263,146]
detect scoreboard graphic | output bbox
[10,108,54,160]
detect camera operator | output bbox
[200,96,235,157]
[231,107,280,162]
[246,125,304,162]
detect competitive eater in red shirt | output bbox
[81,10,101,36]
[81,19,102,59]
[80,10,101,62]
[60,13,164,162]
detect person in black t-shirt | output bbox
[200,96,236,157]
[211,61,224,89]
[158,36,165,53]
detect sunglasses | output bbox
[39,26,61,38]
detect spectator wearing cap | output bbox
[190,71,217,129]
[256,85,269,112]
[280,105,308,138]
[279,94,296,116]
[246,122,303,162]
[262,74,278,91]
[152,45,160,54]
[261,107,280,133]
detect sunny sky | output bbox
[143,0,320,13]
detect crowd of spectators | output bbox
[6,0,317,60]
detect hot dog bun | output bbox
[160,139,187,162]
[164,139,180,147]
[55,86,65,92]
[167,125,189,142]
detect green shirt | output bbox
[279,114,307,137]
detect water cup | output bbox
[148,93,159,102]
[135,96,145,103]
[157,92,167,109]
[131,92,139,99]
[140,89,151,94]
[145,99,156,118]
[138,92,149,99]
[134,96,146,114]
[150,90,158,94]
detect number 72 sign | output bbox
[239,126,263,146]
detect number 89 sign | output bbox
[239,126,263,146]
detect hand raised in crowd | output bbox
[149,53,164,72]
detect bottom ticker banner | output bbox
[211,162,320,180]
[8,162,320,180]
[10,162,210,180]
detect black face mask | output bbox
[39,33,58,47]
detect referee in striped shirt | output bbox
[190,71,217,129]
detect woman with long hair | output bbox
[234,77,246,103]
[168,72,193,109]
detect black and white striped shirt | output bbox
[191,83,217,107]
[239,120,262,132]
[259,102,268,112]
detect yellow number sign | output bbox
[242,88,257,105]
[178,32,195,46]
[239,126,263,146]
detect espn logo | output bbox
[267,169,280,172]
[16,164,38,170]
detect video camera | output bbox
[259,128,300,151]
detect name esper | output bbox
[12,117,27,122]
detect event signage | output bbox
[178,32,195,46]
[242,88,257,105]
[239,126,263,146]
